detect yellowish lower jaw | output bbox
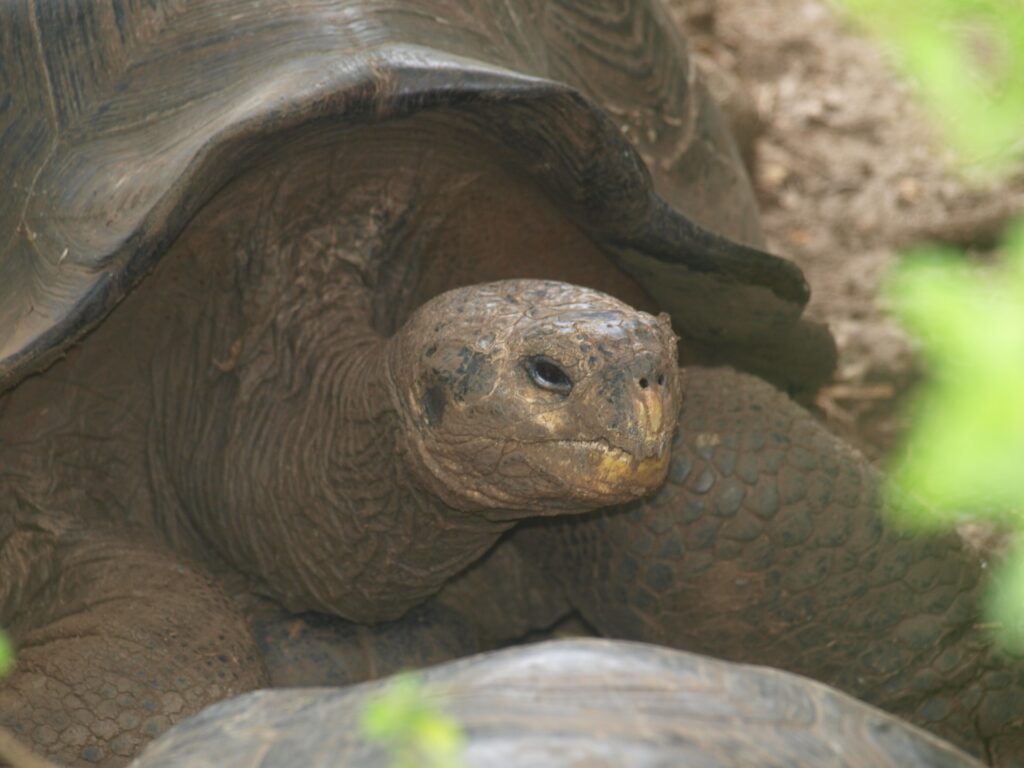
[592,446,670,494]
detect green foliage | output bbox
[834,0,1024,646]
[0,630,13,679]
[885,223,1024,646]
[833,0,1024,177]
[360,672,466,768]
[885,222,1024,518]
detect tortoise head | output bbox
[391,280,681,516]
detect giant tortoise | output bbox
[0,0,1021,766]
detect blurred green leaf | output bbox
[833,0,1024,177]
[0,631,13,679]
[360,672,466,768]
[832,0,1024,648]
[884,220,1024,518]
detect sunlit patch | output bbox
[694,432,721,449]
[640,388,663,433]
[535,409,571,434]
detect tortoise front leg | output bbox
[249,537,574,688]
[0,513,265,766]
[516,366,1024,763]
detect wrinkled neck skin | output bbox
[152,228,513,627]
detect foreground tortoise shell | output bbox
[0,0,832,394]
[133,639,982,768]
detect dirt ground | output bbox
[669,0,1024,464]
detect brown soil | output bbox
[669,0,1024,464]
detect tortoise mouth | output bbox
[560,438,672,500]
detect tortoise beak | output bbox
[621,369,676,461]
[638,386,665,452]
[589,379,676,494]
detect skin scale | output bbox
[0,0,1022,766]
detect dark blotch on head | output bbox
[422,386,446,427]
[454,350,492,400]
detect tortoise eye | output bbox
[525,356,573,395]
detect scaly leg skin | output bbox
[0,511,266,766]
[516,367,1024,766]
[248,599,486,688]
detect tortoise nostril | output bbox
[639,377,649,389]
[657,373,665,386]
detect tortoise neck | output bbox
[151,252,508,623]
